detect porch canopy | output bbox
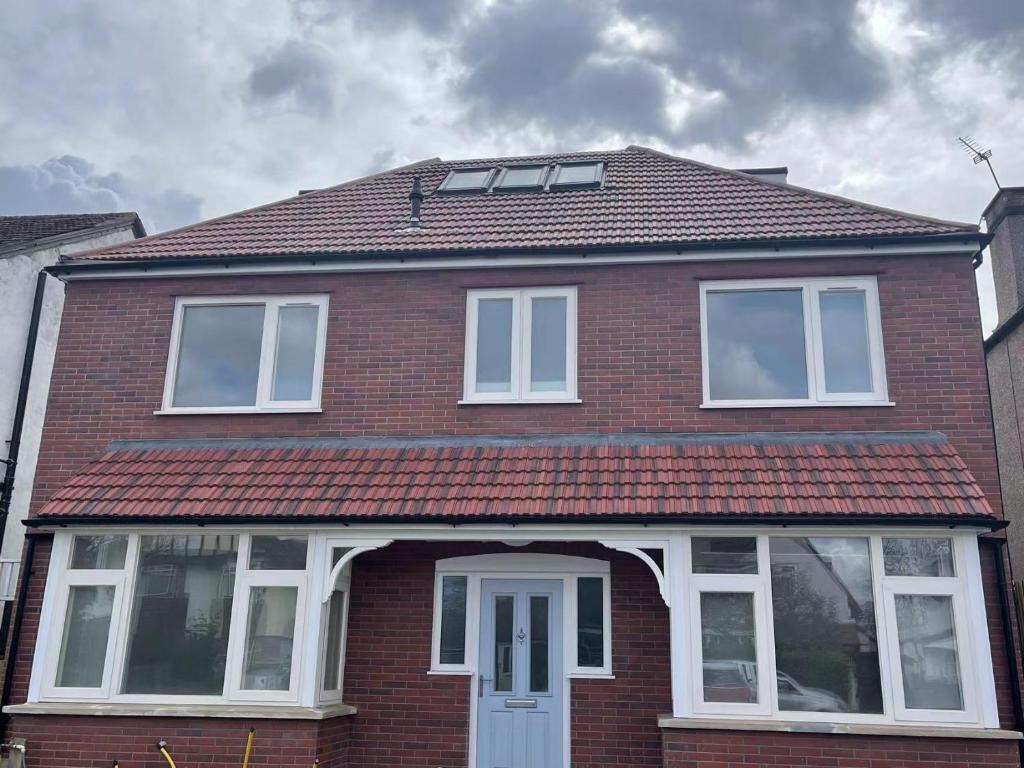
[31,431,994,525]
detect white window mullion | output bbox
[254,301,278,409]
[511,292,524,399]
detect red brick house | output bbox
[2,147,1021,767]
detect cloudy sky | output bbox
[1,0,1021,331]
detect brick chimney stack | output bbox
[984,187,1024,324]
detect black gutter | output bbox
[23,512,1007,530]
[0,272,47,546]
[0,534,39,726]
[983,537,1024,753]
[45,231,989,277]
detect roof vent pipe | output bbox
[409,177,424,228]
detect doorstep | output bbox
[658,715,1023,740]
[3,701,357,720]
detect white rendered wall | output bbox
[0,227,138,592]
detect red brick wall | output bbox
[342,542,670,768]
[661,729,1020,767]
[31,253,1000,519]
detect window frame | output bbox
[159,294,329,415]
[437,167,498,193]
[688,540,771,717]
[37,530,313,707]
[462,286,578,404]
[549,161,604,189]
[493,165,550,192]
[699,276,890,408]
[679,531,988,727]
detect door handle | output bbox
[478,675,492,697]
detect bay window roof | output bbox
[32,432,994,524]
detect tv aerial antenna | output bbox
[957,135,1001,189]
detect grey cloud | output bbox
[248,40,335,115]
[622,0,891,143]
[451,0,889,146]
[457,0,669,140]
[292,0,469,33]
[907,0,1024,80]
[0,155,202,233]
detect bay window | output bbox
[161,295,329,413]
[683,533,988,726]
[462,287,578,403]
[700,277,889,407]
[38,532,313,706]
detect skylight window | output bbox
[549,161,603,189]
[494,165,548,191]
[438,168,496,193]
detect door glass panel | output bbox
[242,586,298,691]
[271,304,319,402]
[530,296,567,393]
[895,594,964,710]
[56,585,115,688]
[692,537,758,574]
[70,535,128,569]
[494,594,514,692]
[706,288,808,401]
[576,577,604,668]
[529,595,549,693]
[476,299,514,393]
[700,592,757,704]
[770,537,882,713]
[883,538,955,577]
[820,290,872,393]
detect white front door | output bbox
[476,579,564,768]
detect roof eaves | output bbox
[47,229,988,275]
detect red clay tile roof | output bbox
[33,432,995,523]
[69,147,977,263]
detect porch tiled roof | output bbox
[32,432,995,524]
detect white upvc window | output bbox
[38,531,312,706]
[462,287,578,404]
[160,295,329,414]
[700,277,889,407]
[681,532,990,727]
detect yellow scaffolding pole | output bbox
[242,728,255,768]
[156,740,178,768]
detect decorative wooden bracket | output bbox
[599,540,670,606]
[323,539,393,601]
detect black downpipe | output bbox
[0,271,48,536]
[0,534,37,725]
[985,537,1024,758]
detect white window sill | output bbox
[700,400,895,409]
[5,701,356,720]
[458,398,582,406]
[154,407,323,416]
[657,715,1020,740]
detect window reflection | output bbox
[700,592,757,704]
[769,537,883,714]
[895,595,964,710]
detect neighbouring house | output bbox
[1,147,1020,768]
[984,188,1024,576]
[0,213,144,638]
